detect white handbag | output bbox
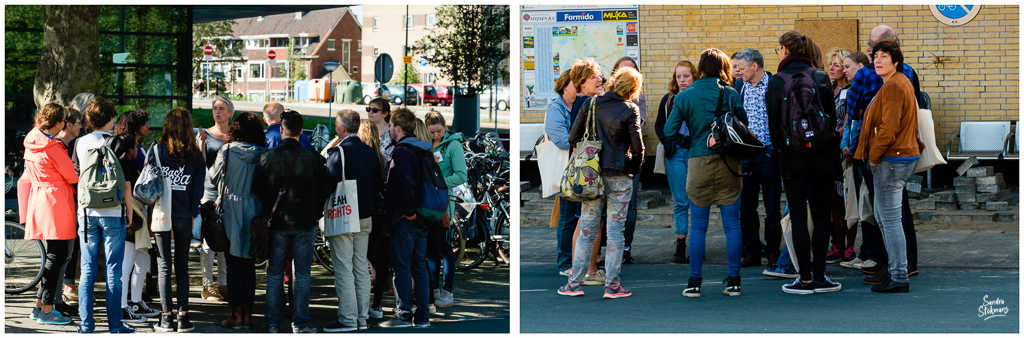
[653,143,667,174]
[322,146,361,237]
[914,102,946,173]
[843,165,859,228]
[150,144,173,232]
[536,113,570,198]
[858,182,875,225]
[781,205,815,273]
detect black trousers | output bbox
[367,218,391,308]
[154,217,192,313]
[781,154,834,281]
[225,253,255,307]
[38,239,72,305]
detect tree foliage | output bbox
[192,19,241,83]
[287,38,307,100]
[413,5,509,95]
[389,64,421,85]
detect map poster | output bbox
[521,6,640,110]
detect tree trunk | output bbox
[33,5,100,109]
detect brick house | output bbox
[224,7,361,101]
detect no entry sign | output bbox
[203,45,213,55]
[268,50,277,60]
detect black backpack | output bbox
[773,68,833,153]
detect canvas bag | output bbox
[780,205,815,273]
[559,96,603,202]
[130,198,152,251]
[322,146,361,237]
[536,114,571,197]
[858,181,874,225]
[843,165,859,228]
[914,101,946,173]
[78,135,126,209]
[150,144,173,232]
[653,143,667,174]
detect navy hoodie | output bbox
[385,135,432,234]
[145,143,206,217]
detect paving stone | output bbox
[520,181,532,191]
[637,197,665,210]
[977,191,1011,203]
[914,200,936,210]
[995,213,1018,222]
[933,191,956,203]
[966,166,994,177]
[936,202,957,211]
[907,182,922,194]
[916,212,932,221]
[984,201,1010,211]
[956,186,977,195]
[960,202,980,210]
[977,182,1007,194]
[637,190,662,200]
[953,176,977,186]
[521,191,542,201]
[908,174,924,185]
[956,156,980,176]
[975,173,1005,186]
[523,201,552,211]
[956,194,976,203]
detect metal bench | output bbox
[944,121,1018,161]
[520,123,546,161]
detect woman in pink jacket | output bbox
[22,103,78,325]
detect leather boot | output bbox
[221,306,241,329]
[240,306,253,329]
[672,238,689,264]
[218,285,230,302]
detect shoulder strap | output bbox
[338,145,347,181]
[269,150,301,221]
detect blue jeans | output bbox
[265,228,316,329]
[665,146,690,235]
[390,219,429,324]
[689,197,742,279]
[623,171,641,253]
[555,199,581,271]
[871,160,916,283]
[78,215,126,333]
[427,233,455,293]
[739,150,783,258]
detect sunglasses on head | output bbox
[366,107,382,113]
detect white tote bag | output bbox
[781,205,815,273]
[535,123,570,198]
[858,182,875,225]
[914,103,946,173]
[843,165,859,228]
[322,146,360,237]
[150,145,173,232]
[653,143,667,174]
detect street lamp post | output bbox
[323,61,340,139]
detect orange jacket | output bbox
[22,128,78,240]
[854,72,924,166]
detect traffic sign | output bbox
[268,50,277,60]
[930,5,981,26]
[403,56,413,64]
[420,57,428,67]
[203,45,213,55]
[375,53,394,83]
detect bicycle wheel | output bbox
[493,212,510,265]
[457,222,489,270]
[448,222,466,269]
[6,221,45,294]
[313,228,334,274]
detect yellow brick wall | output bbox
[520,5,1020,155]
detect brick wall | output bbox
[520,5,1019,154]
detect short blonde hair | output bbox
[604,67,643,102]
[424,111,446,131]
[825,47,851,68]
[569,59,601,93]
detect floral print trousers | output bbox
[568,175,633,287]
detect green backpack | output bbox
[78,136,127,209]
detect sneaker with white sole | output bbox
[762,266,799,279]
[603,284,632,299]
[682,277,702,298]
[435,289,454,307]
[853,259,876,270]
[120,307,147,324]
[840,257,863,269]
[36,309,73,325]
[782,278,815,295]
[813,275,842,294]
[368,306,384,319]
[129,301,160,318]
[30,307,41,320]
[583,270,606,286]
[558,268,572,277]
[557,281,584,296]
[722,276,741,296]
[323,321,358,333]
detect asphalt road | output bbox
[5,256,509,333]
[520,262,1018,333]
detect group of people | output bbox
[20,93,468,333]
[548,24,923,299]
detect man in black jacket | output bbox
[322,110,382,332]
[381,108,432,328]
[252,110,332,333]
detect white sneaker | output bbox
[435,289,454,308]
[432,289,441,303]
[558,268,572,277]
[840,258,863,269]
[854,259,876,270]
[583,270,606,286]
[368,306,384,319]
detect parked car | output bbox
[387,85,419,106]
[421,85,452,106]
[479,86,510,111]
[361,82,390,104]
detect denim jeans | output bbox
[689,197,742,279]
[569,175,632,286]
[871,160,915,283]
[390,219,429,324]
[427,231,455,293]
[154,216,193,313]
[78,215,126,332]
[740,150,784,258]
[623,171,641,253]
[665,145,691,235]
[555,199,581,271]
[265,227,316,329]
[328,219,372,327]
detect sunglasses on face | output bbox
[366,107,381,113]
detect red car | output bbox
[420,84,453,106]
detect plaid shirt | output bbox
[846,63,919,121]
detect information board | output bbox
[521,6,640,110]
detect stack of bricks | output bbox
[949,163,1011,211]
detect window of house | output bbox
[250,63,264,79]
[234,67,242,79]
[358,40,362,52]
[353,66,358,74]
[272,38,287,47]
[373,47,379,56]
[327,39,335,51]
[373,17,379,31]
[426,14,436,29]
[270,62,287,79]
[404,15,414,30]
[342,40,351,73]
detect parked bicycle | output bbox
[5,167,45,294]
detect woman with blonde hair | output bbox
[824,47,855,266]
[664,48,747,298]
[358,120,391,318]
[558,66,644,299]
[612,55,646,264]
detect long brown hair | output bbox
[160,107,200,164]
[358,120,386,177]
[696,48,734,86]
[668,60,696,94]
[779,30,814,60]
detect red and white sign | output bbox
[267,50,277,60]
[203,45,213,55]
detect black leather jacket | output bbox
[568,92,645,176]
[252,138,333,231]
